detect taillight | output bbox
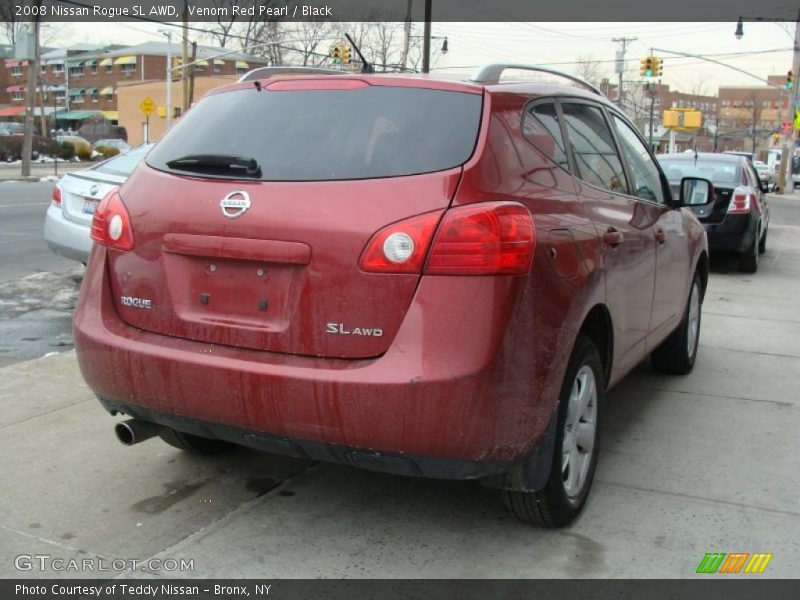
[426,203,535,275]
[728,191,752,215]
[90,188,133,251]
[360,211,442,274]
[51,185,61,207]
[359,202,535,276]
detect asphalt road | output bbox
[0,181,83,366]
[0,181,74,282]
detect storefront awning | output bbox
[66,60,83,68]
[0,106,26,116]
[235,61,249,69]
[86,88,99,94]
[101,111,119,121]
[4,60,27,68]
[85,59,97,66]
[195,59,209,67]
[54,110,101,121]
[99,58,113,67]
[114,55,137,66]
[7,85,26,92]
[68,88,84,96]
[99,86,114,95]
[214,59,225,65]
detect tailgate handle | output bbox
[162,234,311,265]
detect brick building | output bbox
[1,41,268,130]
[716,74,793,154]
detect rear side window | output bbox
[93,144,151,177]
[146,85,482,181]
[522,102,569,171]
[561,103,627,194]
[610,114,665,204]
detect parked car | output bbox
[0,121,40,136]
[74,65,713,527]
[792,155,800,190]
[94,139,132,153]
[77,120,127,144]
[44,144,153,263]
[56,135,92,155]
[752,160,775,190]
[658,152,769,272]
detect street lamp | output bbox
[734,17,744,40]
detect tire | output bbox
[159,428,236,455]
[739,234,759,273]
[651,273,702,375]
[758,227,767,255]
[502,336,603,527]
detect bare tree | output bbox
[690,76,709,98]
[574,55,604,87]
[281,20,340,66]
[0,2,23,45]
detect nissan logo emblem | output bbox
[89,184,100,196]
[219,191,251,219]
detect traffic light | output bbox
[653,56,663,77]
[787,70,794,90]
[640,56,653,78]
[330,44,352,65]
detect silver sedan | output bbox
[44,144,152,264]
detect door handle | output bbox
[655,229,666,244]
[603,228,623,247]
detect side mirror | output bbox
[679,177,714,207]
[759,180,769,193]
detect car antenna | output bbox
[253,80,262,92]
[345,32,375,74]
[693,148,698,166]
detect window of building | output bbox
[69,66,83,78]
[11,91,24,101]
[10,66,22,77]
[90,64,98,74]
[52,63,64,74]
[105,63,113,73]
[122,63,136,75]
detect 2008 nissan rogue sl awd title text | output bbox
[74,64,714,527]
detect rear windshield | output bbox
[658,158,742,188]
[146,85,483,181]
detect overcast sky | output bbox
[50,20,795,94]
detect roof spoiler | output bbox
[237,66,346,83]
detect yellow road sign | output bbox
[139,96,155,117]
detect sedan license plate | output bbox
[82,199,98,215]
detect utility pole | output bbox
[21,15,40,178]
[400,0,413,72]
[647,82,656,148]
[784,10,800,192]
[181,0,189,112]
[612,36,636,107]
[422,0,432,74]
[161,29,173,130]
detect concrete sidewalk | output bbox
[0,162,86,181]
[1,225,799,578]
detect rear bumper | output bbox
[43,204,91,264]
[74,246,557,474]
[704,213,758,253]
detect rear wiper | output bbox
[165,154,261,177]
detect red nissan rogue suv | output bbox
[74,64,713,527]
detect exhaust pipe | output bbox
[115,419,162,446]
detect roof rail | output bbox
[469,63,604,97]
[237,66,346,83]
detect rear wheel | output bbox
[651,273,702,375]
[159,428,236,455]
[739,234,759,273]
[758,227,768,255]
[502,336,602,527]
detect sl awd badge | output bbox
[220,191,251,219]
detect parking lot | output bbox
[0,186,798,579]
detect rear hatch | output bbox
[107,78,483,359]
